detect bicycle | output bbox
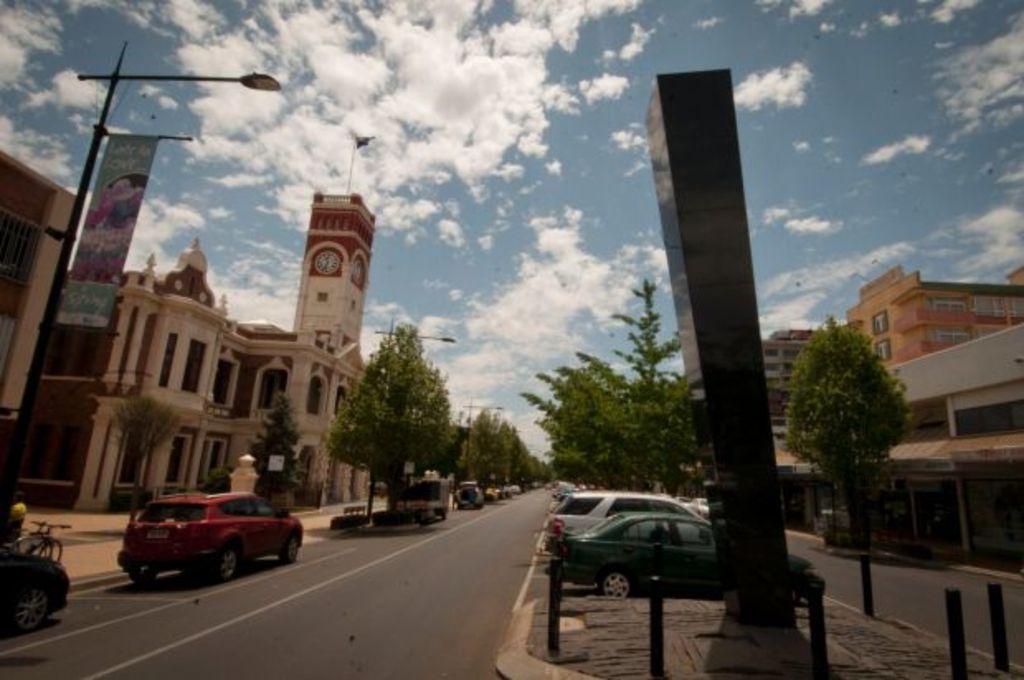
[13,521,70,562]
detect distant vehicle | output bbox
[1,547,69,634]
[559,512,822,601]
[456,482,484,509]
[546,491,704,551]
[396,478,451,525]
[118,492,303,586]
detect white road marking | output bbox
[513,529,547,612]
[0,548,355,658]
[81,507,508,679]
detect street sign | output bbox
[404,461,415,475]
[268,455,285,472]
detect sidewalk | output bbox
[501,594,1023,679]
[18,500,368,588]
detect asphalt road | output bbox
[787,532,1024,663]
[0,491,551,680]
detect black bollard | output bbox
[987,583,1009,672]
[650,574,664,678]
[807,580,828,680]
[859,554,874,617]
[548,556,562,653]
[945,588,968,680]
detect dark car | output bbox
[456,482,484,510]
[1,548,70,634]
[560,512,822,602]
[118,492,303,585]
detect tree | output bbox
[523,280,697,491]
[251,393,302,498]
[786,317,910,549]
[327,325,453,512]
[112,396,180,521]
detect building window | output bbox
[159,333,178,387]
[1009,298,1024,317]
[929,327,970,344]
[871,311,889,335]
[118,452,139,485]
[258,369,288,409]
[973,296,1004,317]
[955,400,1024,436]
[764,348,779,357]
[875,339,891,360]
[0,207,41,283]
[317,292,328,302]
[165,436,186,483]
[53,427,80,481]
[0,314,16,379]
[212,360,234,405]
[927,297,967,312]
[199,438,227,482]
[180,339,206,393]
[335,385,347,413]
[25,424,53,479]
[307,377,324,415]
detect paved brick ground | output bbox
[528,595,1022,679]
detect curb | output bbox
[495,599,600,680]
[70,571,129,593]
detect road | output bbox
[0,491,550,679]
[787,532,1024,663]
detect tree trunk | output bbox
[845,484,869,550]
[365,471,375,519]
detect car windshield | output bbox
[139,504,207,523]
[580,513,632,537]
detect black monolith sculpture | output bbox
[647,69,795,627]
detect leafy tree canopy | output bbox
[113,395,180,519]
[251,393,302,495]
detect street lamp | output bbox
[374,330,456,343]
[0,45,281,529]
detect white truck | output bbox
[396,477,451,525]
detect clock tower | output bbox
[293,192,375,349]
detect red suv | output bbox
[119,493,303,585]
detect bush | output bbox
[200,467,233,494]
[371,510,415,526]
[109,490,152,513]
[330,514,369,530]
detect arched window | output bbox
[335,385,347,413]
[258,369,288,409]
[307,377,324,415]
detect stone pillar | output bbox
[955,478,971,552]
[230,454,258,493]
[647,70,795,627]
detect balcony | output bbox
[891,339,959,363]
[892,307,974,333]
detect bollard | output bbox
[807,580,829,680]
[987,583,1009,672]
[859,553,874,617]
[650,574,664,678]
[653,541,664,578]
[548,556,562,653]
[945,588,968,680]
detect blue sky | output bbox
[2,0,1022,453]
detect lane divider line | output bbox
[513,530,546,613]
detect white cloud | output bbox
[611,128,645,151]
[543,83,581,115]
[819,22,836,33]
[931,0,980,23]
[694,17,723,30]
[784,216,842,234]
[936,14,1024,135]
[763,206,793,225]
[998,161,1024,184]
[861,134,932,165]
[0,5,61,89]
[956,205,1024,275]
[209,206,232,220]
[619,23,654,60]
[759,291,828,335]
[25,69,96,109]
[477,234,495,251]
[734,62,812,111]
[793,140,811,153]
[438,218,466,248]
[789,0,833,18]
[756,0,784,10]
[126,196,206,271]
[494,163,525,181]
[545,159,562,176]
[0,114,71,179]
[207,173,272,188]
[762,242,915,299]
[579,73,630,104]
[449,288,464,301]
[879,12,902,27]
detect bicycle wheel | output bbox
[13,535,45,557]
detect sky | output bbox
[1,0,1022,454]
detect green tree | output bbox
[112,396,180,521]
[786,317,911,549]
[327,325,453,512]
[251,393,302,497]
[523,280,697,491]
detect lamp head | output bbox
[239,73,281,91]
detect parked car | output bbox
[118,492,303,585]
[560,512,822,601]
[1,547,69,634]
[545,491,704,551]
[678,497,709,519]
[456,482,484,509]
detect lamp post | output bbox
[0,45,280,529]
[374,330,456,344]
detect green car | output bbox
[560,512,822,601]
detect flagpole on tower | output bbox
[346,133,374,194]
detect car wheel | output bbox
[10,585,49,633]
[599,569,633,598]
[213,545,240,582]
[128,566,158,587]
[279,533,300,564]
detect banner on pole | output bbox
[57,134,160,328]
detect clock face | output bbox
[314,250,341,275]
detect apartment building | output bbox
[762,328,813,444]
